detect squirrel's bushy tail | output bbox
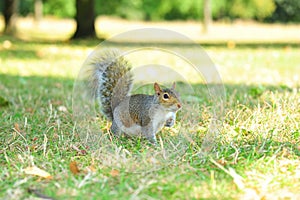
[85,50,133,120]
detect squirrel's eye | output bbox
[163,93,170,99]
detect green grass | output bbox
[0,34,300,199]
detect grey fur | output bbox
[86,50,182,144]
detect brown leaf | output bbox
[14,123,21,133]
[71,145,87,156]
[54,83,62,88]
[227,40,236,49]
[217,159,227,166]
[25,107,35,114]
[24,166,52,179]
[84,165,97,173]
[110,169,120,177]
[51,100,63,106]
[30,145,38,150]
[36,50,46,58]
[88,165,96,172]
[69,161,80,175]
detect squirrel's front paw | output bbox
[146,136,158,146]
[165,118,175,127]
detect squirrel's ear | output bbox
[172,82,176,89]
[154,82,162,95]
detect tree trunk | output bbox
[203,0,212,33]
[34,0,43,23]
[72,0,96,39]
[4,0,19,35]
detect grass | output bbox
[1,19,300,199]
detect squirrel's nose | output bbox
[177,103,181,109]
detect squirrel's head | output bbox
[154,82,182,112]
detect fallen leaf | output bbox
[3,40,12,49]
[30,145,38,150]
[110,169,120,177]
[227,40,236,49]
[54,83,62,88]
[36,50,46,58]
[71,145,87,155]
[25,107,35,113]
[217,159,227,166]
[83,165,97,173]
[283,45,291,52]
[58,105,67,112]
[51,100,63,106]
[80,149,87,155]
[69,161,80,175]
[87,165,96,172]
[24,166,52,179]
[14,123,21,133]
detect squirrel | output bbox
[85,50,182,144]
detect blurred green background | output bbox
[1,1,300,199]
[1,0,300,22]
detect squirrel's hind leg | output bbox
[142,126,157,145]
[110,120,122,137]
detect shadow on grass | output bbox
[1,34,299,50]
[0,49,41,60]
[0,73,295,109]
[102,41,300,49]
[0,34,103,48]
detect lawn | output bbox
[0,18,300,199]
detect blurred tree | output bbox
[95,0,118,17]
[43,0,75,18]
[269,0,300,22]
[72,0,96,39]
[253,0,275,20]
[228,0,275,20]
[203,0,211,33]
[19,0,33,16]
[34,0,43,22]
[5,0,298,24]
[4,0,19,35]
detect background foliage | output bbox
[268,0,300,22]
[1,0,300,22]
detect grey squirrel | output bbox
[85,50,182,144]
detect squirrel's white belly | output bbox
[165,112,176,120]
[152,111,176,133]
[113,103,177,138]
[121,112,175,137]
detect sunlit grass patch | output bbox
[1,34,300,199]
[1,15,300,44]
